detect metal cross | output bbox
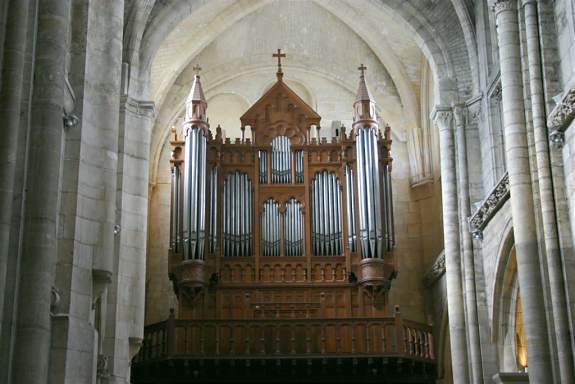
[358,64,367,77]
[193,64,202,76]
[273,49,286,73]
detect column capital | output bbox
[491,0,514,15]
[431,106,453,131]
[452,104,466,127]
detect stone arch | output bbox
[491,219,522,372]
[135,0,473,108]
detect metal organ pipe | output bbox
[283,198,303,256]
[311,171,343,256]
[258,150,267,183]
[183,127,208,260]
[383,163,394,251]
[345,164,356,252]
[222,171,253,257]
[271,136,292,184]
[170,165,181,253]
[295,150,304,183]
[209,167,218,255]
[355,127,384,258]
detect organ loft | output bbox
[133,51,435,383]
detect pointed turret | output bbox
[353,64,377,126]
[185,65,208,128]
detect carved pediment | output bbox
[240,80,321,146]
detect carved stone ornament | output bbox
[97,354,110,379]
[547,86,575,134]
[468,172,510,236]
[423,251,446,287]
[492,0,514,15]
[432,108,453,130]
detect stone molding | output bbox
[423,251,446,287]
[492,0,514,15]
[466,95,482,123]
[547,86,575,132]
[122,95,156,118]
[468,172,510,238]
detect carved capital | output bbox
[431,108,453,131]
[492,0,514,15]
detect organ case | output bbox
[168,63,396,320]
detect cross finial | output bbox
[273,49,286,78]
[358,64,367,77]
[193,64,202,76]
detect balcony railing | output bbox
[134,312,434,364]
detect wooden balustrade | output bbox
[218,257,347,284]
[134,314,434,364]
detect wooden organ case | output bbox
[170,63,397,318]
[134,55,436,383]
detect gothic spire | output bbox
[353,64,377,125]
[185,64,208,125]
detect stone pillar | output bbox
[453,105,483,384]
[523,0,575,381]
[492,1,553,382]
[11,0,71,383]
[433,107,470,383]
[0,1,33,378]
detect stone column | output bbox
[492,1,553,382]
[453,104,483,384]
[522,0,575,381]
[0,1,32,378]
[434,108,470,383]
[11,0,71,383]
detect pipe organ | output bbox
[168,58,397,322]
[135,54,440,384]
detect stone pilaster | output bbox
[522,0,575,381]
[492,0,553,381]
[433,107,470,384]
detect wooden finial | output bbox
[358,64,367,77]
[273,49,286,78]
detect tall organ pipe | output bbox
[209,167,218,254]
[356,127,384,258]
[258,150,267,183]
[284,198,303,256]
[222,171,253,257]
[345,164,356,252]
[271,136,292,183]
[170,165,181,253]
[311,171,343,256]
[183,127,208,260]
